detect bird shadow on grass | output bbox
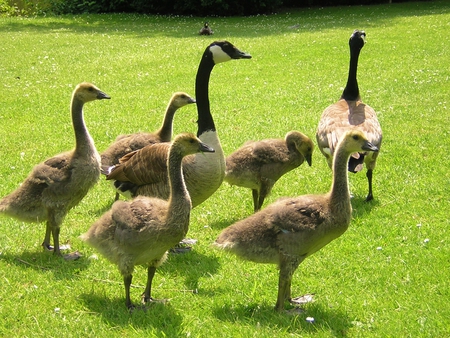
[0,249,91,280]
[79,292,183,333]
[160,248,221,292]
[212,301,351,336]
[351,196,381,218]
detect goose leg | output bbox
[42,220,53,251]
[142,266,157,304]
[42,211,62,256]
[257,179,274,212]
[252,189,259,212]
[124,274,134,310]
[275,256,301,311]
[365,169,374,202]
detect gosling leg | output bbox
[365,169,374,202]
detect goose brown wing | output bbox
[106,143,170,185]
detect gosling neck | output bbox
[71,97,96,157]
[341,43,362,102]
[195,52,215,137]
[166,147,192,220]
[329,145,351,211]
[157,102,177,141]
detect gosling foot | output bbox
[170,238,198,254]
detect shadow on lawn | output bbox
[212,301,351,335]
[0,2,449,39]
[79,292,183,333]
[0,249,91,279]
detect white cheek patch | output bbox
[210,45,231,64]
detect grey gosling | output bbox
[101,92,196,200]
[0,82,110,259]
[215,130,379,312]
[105,41,252,208]
[225,131,314,212]
[316,30,382,201]
[81,133,214,309]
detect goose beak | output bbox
[305,154,312,167]
[362,141,378,152]
[97,91,111,100]
[199,142,215,153]
[231,48,252,60]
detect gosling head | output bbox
[208,41,252,64]
[74,82,111,103]
[289,131,314,167]
[171,92,196,109]
[340,130,379,154]
[172,132,215,157]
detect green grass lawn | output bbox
[0,1,449,337]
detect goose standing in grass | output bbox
[81,133,214,310]
[215,130,379,312]
[224,131,314,212]
[199,22,213,35]
[316,30,382,201]
[101,92,195,200]
[0,82,110,259]
[105,41,252,207]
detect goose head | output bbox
[349,30,366,51]
[340,130,379,155]
[208,41,252,64]
[73,82,110,103]
[172,132,215,157]
[287,131,314,166]
[171,92,196,108]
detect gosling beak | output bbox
[97,91,111,100]
[362,141,378,152]
[305,154,312,167]
[188,97,196,104]
[199,142,215,153]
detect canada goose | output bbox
[81,133,215,309]
[316,30,382,201]
[0,82,110,259]
[105,41,252,207]
[215,130,379,312]
[199,22,213,35]
[101,92,195,200]
[224,131,314,212]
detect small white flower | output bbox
[306,316,315,323]
[54,308,60,313]
[377,247,382,250]
[424,239,430,243]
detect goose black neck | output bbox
[195,53,216,137]
[341,45,361,101]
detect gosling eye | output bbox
[352,135,359,140]
[87,86,94,92]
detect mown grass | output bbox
[0,1,449,337]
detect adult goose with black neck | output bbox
[316,30,382,201]
[105,41,252,208]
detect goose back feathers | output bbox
[101,91,195,168]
